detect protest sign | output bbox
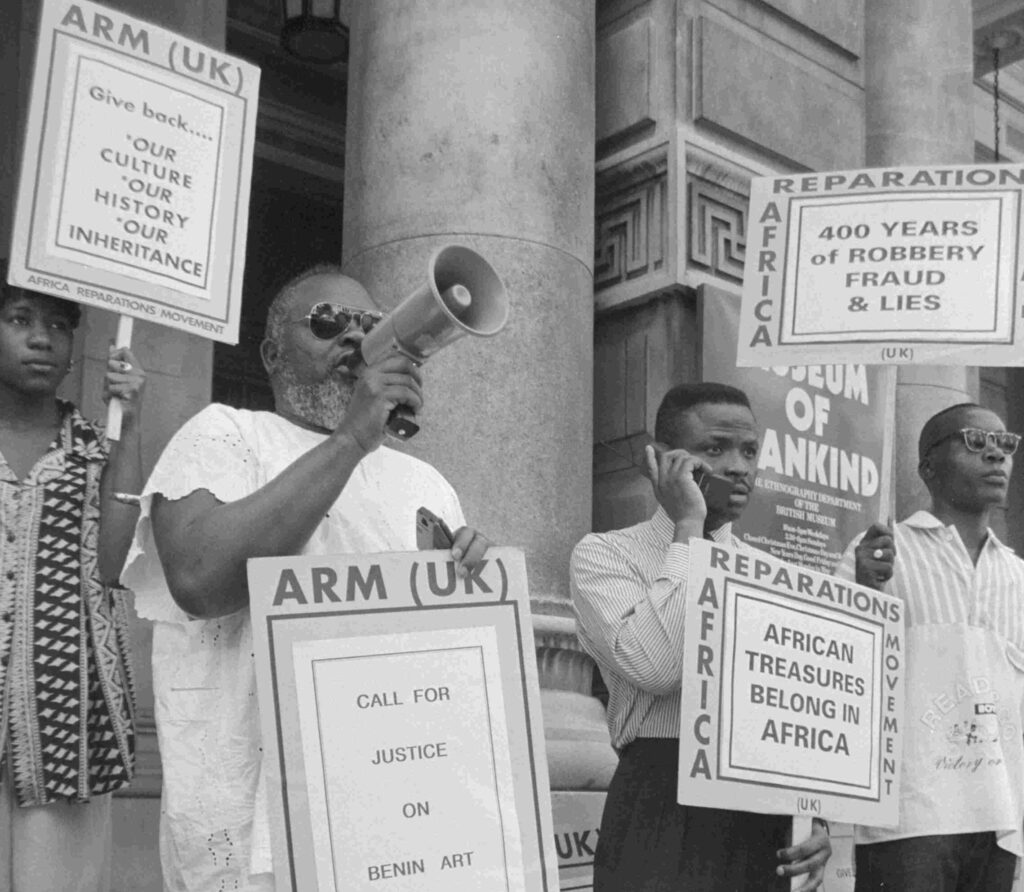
[736,164,1024,367]
[248,547,558,892]
[702,286,895,575]
[8,0,259,344]
[678,540,905,828]
[551,791,604,892]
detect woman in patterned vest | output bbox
[0,266,145,892]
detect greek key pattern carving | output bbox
[688,177,747,283]
[594,164,667,291]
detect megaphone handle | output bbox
[386,405,421,440]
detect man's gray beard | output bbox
[277,372,355,431]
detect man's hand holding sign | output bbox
[853,521,895,589]
[679,534,904,890]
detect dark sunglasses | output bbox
[294,302,383,340]
[928,428,1022,456]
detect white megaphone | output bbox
[354,245,509,440]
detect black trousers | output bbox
[594,738,791,891]
[855,833,1017,892]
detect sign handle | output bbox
[105,314,134,442]
[790,815,814,891]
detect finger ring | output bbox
[873,548,884,559]
[120,361,132,372]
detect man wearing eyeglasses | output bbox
[122,265,489,892]
[835,403,1024,892]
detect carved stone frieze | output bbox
[594,137,763,308]
[594,147,669,297]
[686,177,748,283]
[682,137,761,286]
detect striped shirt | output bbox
[570,508,741,750]
[835,511,1024,639]
[835,510,1024,854]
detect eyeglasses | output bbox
[293,302,383,340]
[928,428,1022,456]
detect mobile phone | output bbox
[692,468,735,513]
[650,443,736,512]
[416,506,454,550]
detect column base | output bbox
[533,612,617,792]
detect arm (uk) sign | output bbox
[679,540,905,827]
[8,0,259,343]
[248,547,559,892]
[736,164,1024,366]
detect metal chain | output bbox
[994,47,1001,163]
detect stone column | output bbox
[864,0,978,515]
[343,1,604,788]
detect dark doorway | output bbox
[212,155,343,410]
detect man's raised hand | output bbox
[644,444,710,541]
[340,354,423,453]
[854,521,895,590]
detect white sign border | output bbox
[249,548,560,892]
[678,540,905,827]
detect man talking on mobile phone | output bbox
[570,382,831,891]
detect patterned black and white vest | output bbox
[0,401,135,805]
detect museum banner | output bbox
[702,285,894,576]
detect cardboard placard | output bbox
[737,164,1024,366]
[679,540,905,828]
[551,791,604,892]
[8,0,259,343]
[248,547,558,892]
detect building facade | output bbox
[3,0,1024,887]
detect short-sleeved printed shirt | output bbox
[123,404,466,892]
[0,401,136,806]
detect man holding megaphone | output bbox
[122,257,500,891]
[352,244,508,439]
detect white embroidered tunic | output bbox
[123,404,465,891]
